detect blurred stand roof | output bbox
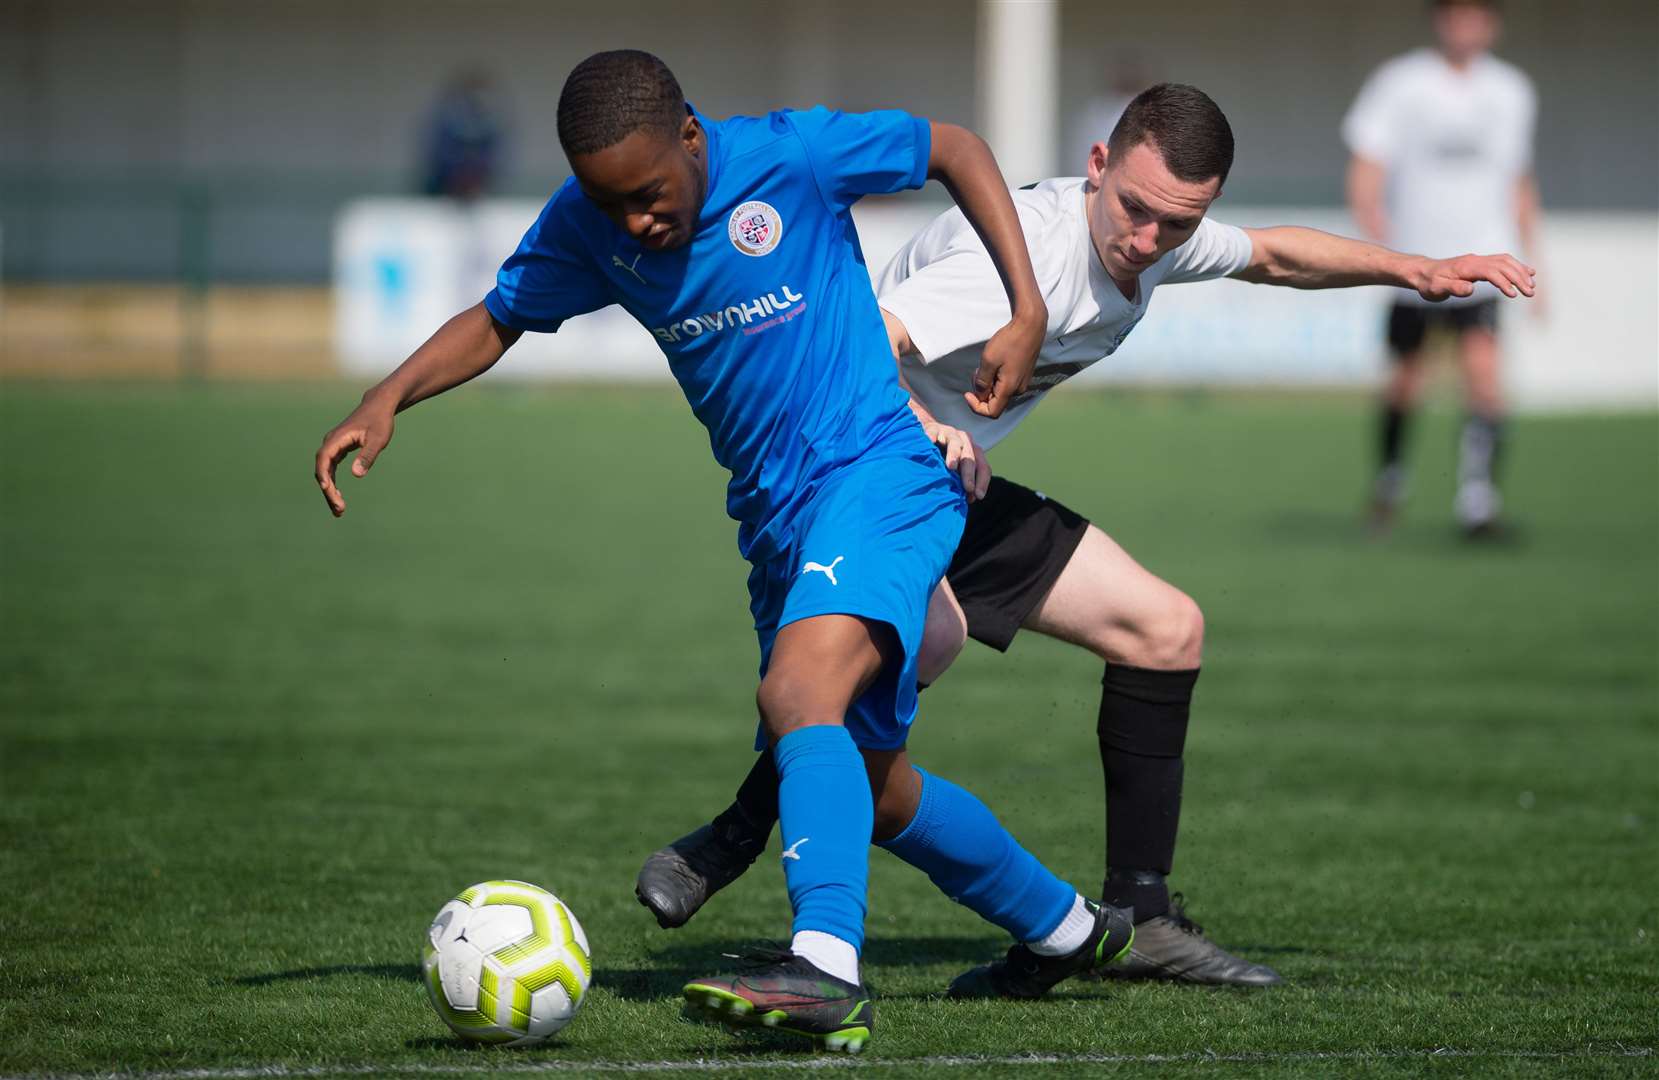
[2,0,1655,282]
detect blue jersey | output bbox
[484,106,937,562]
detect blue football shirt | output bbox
[484,106,936,562]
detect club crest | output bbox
[728,200,783,257]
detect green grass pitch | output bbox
[1,382,1654,1078]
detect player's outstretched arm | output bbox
[1233,226,1536,302]
[314,302,522,517]
[925,122,1046,420]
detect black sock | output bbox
[1098,663,1199,922]
[711,751,779,851]
[1104,868,1170,924]
[1379,403,1411,472]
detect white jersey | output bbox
[1342,48,1536,306]
[876,177,1252,449]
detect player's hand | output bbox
[1416,253,1536,302]
[315,396,397,517]
[921,418,992,501]
[966,310,1045,419]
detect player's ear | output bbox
[681,113,701,155]
[1086,142,1109,185]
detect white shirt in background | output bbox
[876,177,1253,449]
[1342,48,1536,306]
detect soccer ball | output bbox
[422,879,592,1045]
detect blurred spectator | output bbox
[1343,0,1539,538]
[421,70,509,200]
[1067,53,1152,174]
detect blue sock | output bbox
[877,766,1074,942]
[773,725,872,952]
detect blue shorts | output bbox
[749,443,966,751]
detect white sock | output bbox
[791,930,860,985]
[1027,894,1094,957]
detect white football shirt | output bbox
[877,177,1253,449]
[1342,48,1536,306]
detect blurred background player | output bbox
[1344,0,1540,537]
[420,70,509,201]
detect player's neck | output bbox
[1437,46,1484,73]
[1083,184,1141,301]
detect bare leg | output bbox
[862,747,922,842]
[916,580,968,687]
[754,614,894,981]
[756,614,891,743]
[1024,525,1202,921]
[1023,525,1203,670]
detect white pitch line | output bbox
[4,1046,1653,1080]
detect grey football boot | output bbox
[1102,893,1282,986]
[636,819,766,929]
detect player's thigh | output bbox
[917,579,969,686]
[1023,524,1201,666]
[758,613,897,738]
[1384,304,1431,405]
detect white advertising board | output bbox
[335,198,1657,411]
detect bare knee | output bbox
[1386,356,1425,408]
[1106,591,1205,670]
[1162,593,1206,669]
[756,671,841,744]
[1464,370,1505,417]
[916,597,968,687]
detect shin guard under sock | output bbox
[1099,664,1199,921]
[773,725,871,951]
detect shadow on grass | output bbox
[234,963,421,986]
[601,934,1009,1003]
[401,1036,568,1052]
[406,1028,805,1057]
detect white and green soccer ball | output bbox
[422,879,592,1045]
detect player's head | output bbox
[557,50,706,251]
[1431,0,1501,65]
[1085,83,1233,282]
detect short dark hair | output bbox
[557,50,686,156]
[1106,83,1235,186]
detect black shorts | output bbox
[1386,299,1499,355]
[945,476,1091,652]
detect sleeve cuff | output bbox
[1341,123,1391,165]
[483,287,563,334]
[880,291,948,365]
